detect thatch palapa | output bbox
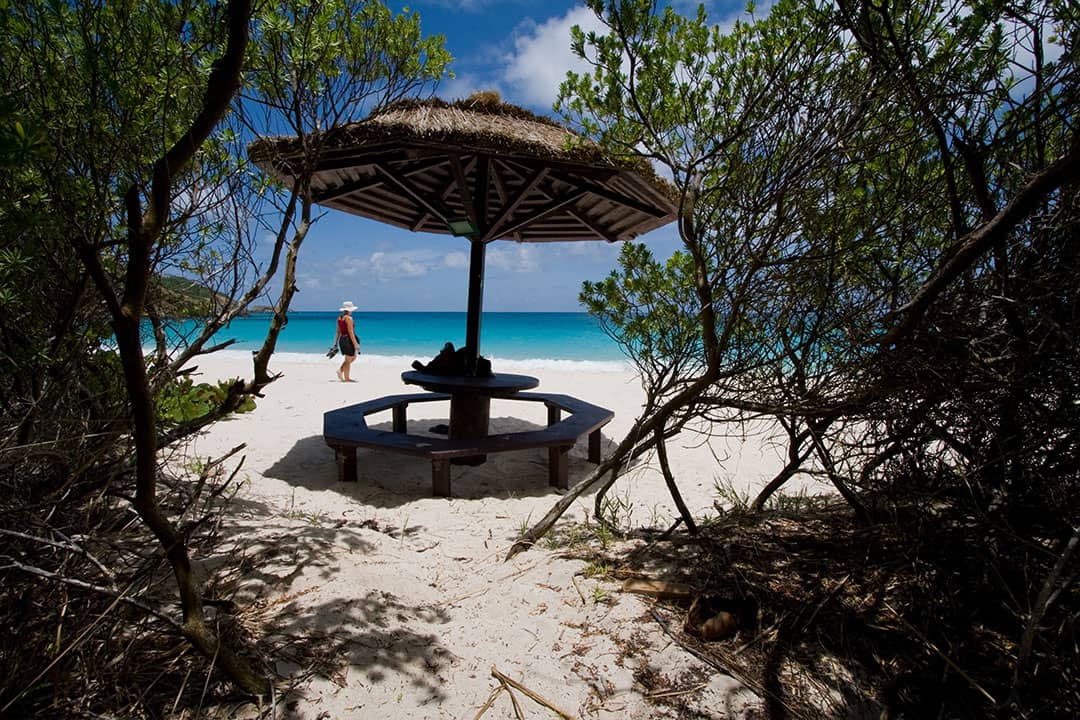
[247,92,676,244]
[248,92,677,372]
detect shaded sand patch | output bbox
[185,355,793,718]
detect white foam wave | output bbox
[490,357,631,374]
[191,349,631,373]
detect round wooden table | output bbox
[401,370,540,464]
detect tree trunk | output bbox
[77,0,267,696]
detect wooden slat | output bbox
[479,166,549,242]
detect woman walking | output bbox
[333,301,360,382]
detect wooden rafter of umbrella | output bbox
[248,91,677,375]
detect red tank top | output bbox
[337,317,349,334]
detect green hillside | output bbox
[151,275,222,317]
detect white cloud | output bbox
[333,255,370,279]
[486,243,541,272]
[369,250,432,280]
[502,6,608,109]
[443,250,470,269]
[563,240,621,259]
[441,244,541,273]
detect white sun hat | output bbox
[339,301,358,312]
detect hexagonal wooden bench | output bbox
[323,391,612,496]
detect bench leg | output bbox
[450,393,490,465]
[432,459,451,497]
[588,430,603,464]
[333,445,358,482]
[392,404,407,433]
[548,446,569,490]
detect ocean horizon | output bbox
[161,311,631,373]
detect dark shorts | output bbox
[339,337,356,356]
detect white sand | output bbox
[182,353,793,718]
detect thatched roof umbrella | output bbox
[249,92,677,374]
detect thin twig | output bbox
[471,684,504,720]
[1,584,126,713]
[490,666,577,720]
[2,558,179,628]
[570,574,586,605]
[799,573,850,630]
[194,629,221,719]
[171,667,193,716]
[646,681,708,699]
[0,527,115,584]
[497,557,549,582]
[443,587,489,605]
[884,602,996,705]
[1015,526,1080,681]
[658,516,684,541]
[498,675,526,720]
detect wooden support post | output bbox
[588,430,602,463]
[548,446,569,490]
[334,446,358,482]
[432,459,451,497]
[547,404,561,426]
[392,404,407,433]
[464,238,486,375]
[450,393,490,465]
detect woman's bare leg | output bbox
[342,355,356,381]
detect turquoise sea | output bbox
[171,311,628,372]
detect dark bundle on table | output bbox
[411,342,492,377]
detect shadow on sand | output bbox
[259,416,622,510]
[206,417,625,706]
[202,510,455,707]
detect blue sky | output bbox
[282,0,748,313]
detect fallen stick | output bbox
[443,587,490,605]
[570,574,586,605]
[490,666,577,719]
[498,676,526,720]
[646,681,708,700]
[471,684,504,720]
